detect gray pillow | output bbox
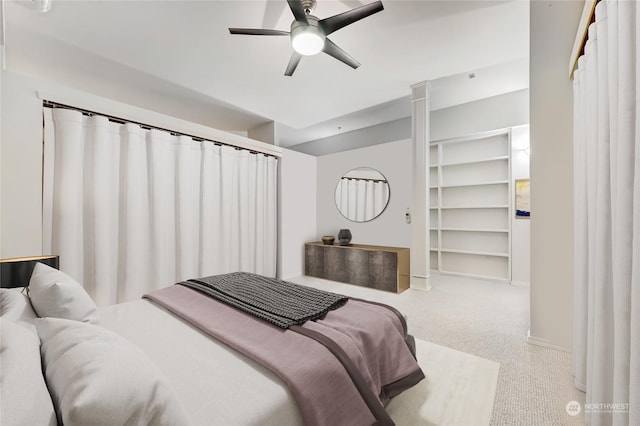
[36,317,191,426]
[0,318,57,426]
[0,288,38,333]
[29,262,98,323]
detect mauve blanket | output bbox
[143,284,424,426]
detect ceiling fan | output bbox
[229,0,384,76]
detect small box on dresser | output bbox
[304,242,409,293]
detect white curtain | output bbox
[572,1,639,424]
[42,108,278,306]
[335,178,389,221]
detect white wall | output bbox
[1,72,44,257]
[316,139,413,249]
[511,125,531,286]
[431,89,529,141]
[528,0,582,352]
[278,148,317,279]
[293,89,530,158]
[293,117,411,157]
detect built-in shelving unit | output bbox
[430,129,512,281]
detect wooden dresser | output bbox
[304,242,410,293]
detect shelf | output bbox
[440,155,508,167]
[440,248,509,257]
[440,205,509,210]
[441,227,509,233]
[430,130,511,281]
[440,180,508,188]
[438,269,510,282]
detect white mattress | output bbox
[98,299,303,426]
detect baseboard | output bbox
[411,275,432,291]
[511,280,530,287]
[434,270,511,284]
[527,330,571,353]
[281,273,302,281]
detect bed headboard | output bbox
[0,255,60,288]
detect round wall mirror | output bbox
[334,167,390,222]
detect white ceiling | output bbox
[3,0,529,148]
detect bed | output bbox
[0,257,424,426]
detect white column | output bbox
[411,82,431,290]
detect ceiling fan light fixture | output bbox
[229,0,384,75]
[290,18,325,56]
[292,31,324,55]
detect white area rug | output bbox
[387,338,500,426]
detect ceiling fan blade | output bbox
[287,0,308,24]
[319,1,384,36]
[285,52,303,76]
[229,28,290,36]
[322,38,361,69]
[262,1,287,29]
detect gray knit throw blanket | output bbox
[179,272,348,329]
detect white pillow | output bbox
[0,288,38,333]
[0,318,57,426]
[29,262,98,323]
[36,317,190,426]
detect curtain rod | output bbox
[42,100,279,159]
[342,176,388,183]
[569,0,598,79]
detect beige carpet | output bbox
[387,338,500,426]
